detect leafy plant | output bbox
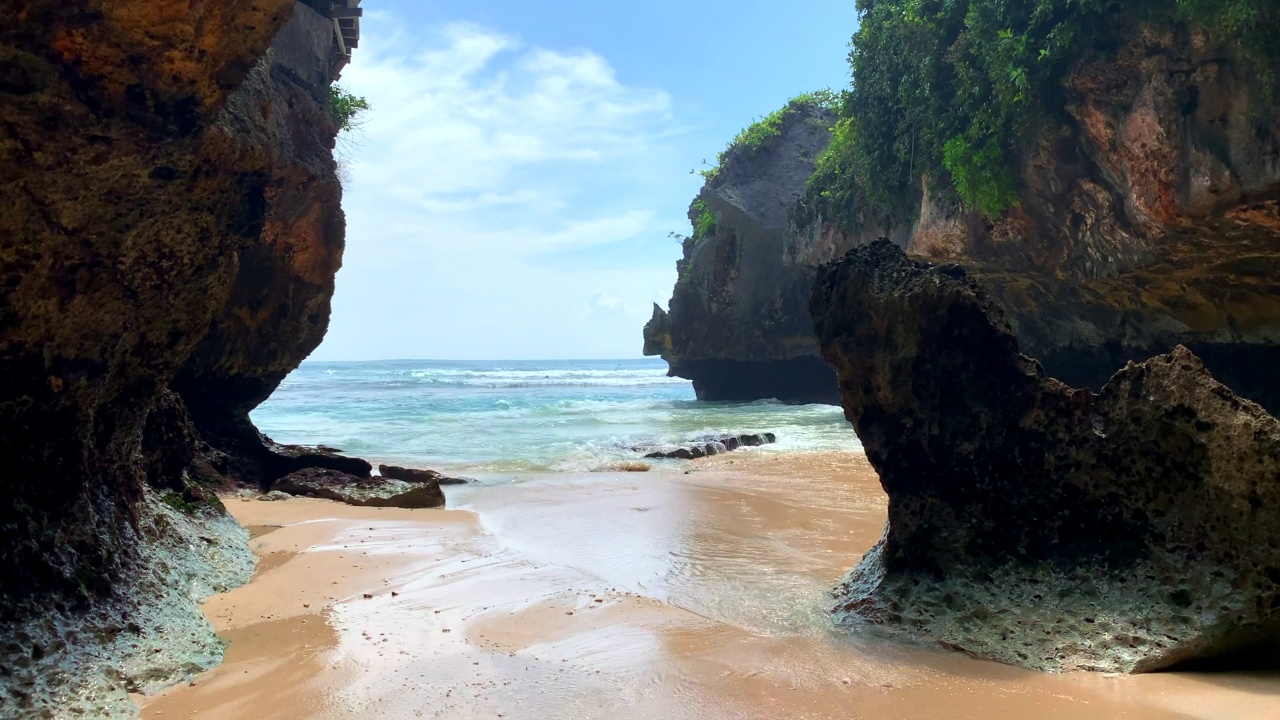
[692,199,717,238]
[329,85,370,132]
[804,0,1280,227]
[702,91,839,181]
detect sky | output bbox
[314,0,857,361]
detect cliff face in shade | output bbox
[170,8,348,480]
[812,241,1280,673]
[647,23,1280,410]
[0,0,348,619]
[643,100,841,404]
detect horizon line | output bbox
[301,356,663,364]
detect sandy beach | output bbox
[138,453,1280,719]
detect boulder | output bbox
[811,240,1280,673]
[738,434,767,447]
[378,464,474,486]
[265,440,373,478]
[275,468,445,509]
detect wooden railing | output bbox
[300,0,363,72]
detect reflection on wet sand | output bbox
[140,452,1280,719]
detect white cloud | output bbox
[318,16,692,360]
[340,21,673,223]
[590,291,625,313]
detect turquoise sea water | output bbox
[251,358,859,472]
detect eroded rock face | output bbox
[277,468,446,509]
[811,241,1280,673]
[1,0,352,614]
[643,99,841,403]
[171,12,347,457]
[1,1,359,711]
[826,25,1280,413]
[0,0,298,618]
[646,20,1280,412]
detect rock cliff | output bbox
[817,24,1280,414]
[812,241,1280,673]
[643,97,841,404]
[0,0,359,713]
[647,18,1280,411]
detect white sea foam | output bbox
[253,359,858,472]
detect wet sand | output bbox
[140,452,1280,719]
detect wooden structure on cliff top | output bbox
[300,0,362,74]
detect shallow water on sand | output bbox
[142,453,1280,719]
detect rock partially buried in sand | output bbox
[811,240,1280,674]
[378,464,474,486]
[258,491,292,502]
[275,468,445,509]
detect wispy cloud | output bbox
[320,16,689,360]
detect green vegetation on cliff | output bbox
[692,199,717,238]
[804,0,1279,227]
[329,85,370,131]
[700,90,837,180]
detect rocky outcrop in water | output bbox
[1,1,361,713]
[642,433,777,459]
[643,97,840,404]
[812,241,1280,673]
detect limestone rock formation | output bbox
[168,2,359,486]
[1,0,362,713]
[643,97,841,404]
[277,468,446,509]
[811,241,1280,673]
[902,24,1280,414]
[646,20,1280,412]
[1,0,299,619]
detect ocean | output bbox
[251,358,858,472]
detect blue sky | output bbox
[315,0,856,360]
